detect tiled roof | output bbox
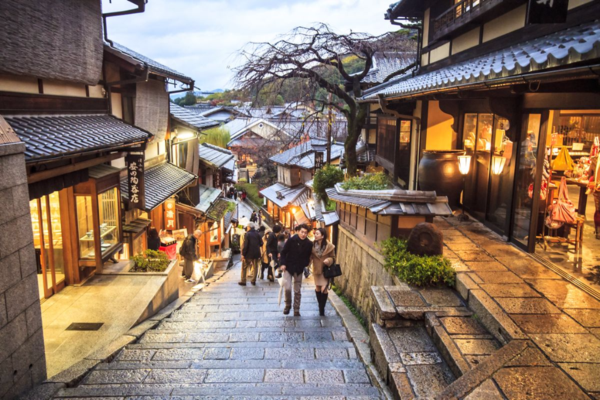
[198,143,234,169]
[326,183,452,216]
[5,114,151,162]
[358,52,416,84]
[196,185,222,213]
[269,138,345,169]
[363,20,600,100]
[109,42,193,84]
[260,183,311,209]
[171,104,220,130]
[120,162,197,212]
[206,198,232,221]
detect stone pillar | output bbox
[0,140,46,399]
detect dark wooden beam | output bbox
[27,152,125,184]
[0,91,108,115]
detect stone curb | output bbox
[19,262,234,400]
[328,289,395,400]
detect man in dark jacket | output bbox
[239,222,262,286]
[260,225,282,281]
[179,230,202,282]
[279,224,313,316]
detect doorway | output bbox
[30,192,66,299]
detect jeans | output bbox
[284,271,303,311]
[241,258,259,284]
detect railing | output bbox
[433,0,486,36]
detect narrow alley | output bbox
[52,259,382,399]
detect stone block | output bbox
[440,317,488,335]
[390,371,416,399]
[511,314,587,334]
[25,302,42,337]
[369,323,400,382]
[30,357,47,386]
[454,339,499,356]
[529,333,600,363]
[11,329,45,384]
[468,289,527,345]
[0,153,27,191]
[431,324,472,377]
[0,356,13,398]
[0,313,28,363]
[456,273,478,302]
[559,363,600,392]
[5,272,38,321]
[406,364,455,399]
[0,217,33,259]
[0,251,21,294]
[463,379,504,399]
[0,294,6,330]
[496,297,561,314]
[16,382,64,400]
[419,288,463,307]
[370,286,396,321]
[493,366,589,400]
[2,368,32,400]
[46,359,99,385]
[11,184,30,218]
[0,188,15,226]
[19,246,38,280]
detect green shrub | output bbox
[379,237,455,287]
[131,249,170,272]
[235,182,262,206]
[313,165,344,201]
[325,200,337,212]
[200,126,231,148]
[340,172,391,191]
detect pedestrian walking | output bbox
[250,211,258,223]
[275,232,286,278]
[311,228,336,316]
[179,230,202,283]
[239,222,262,286]
[279,224,313,316]
[241,190,247,202]
[147,227,161,251]
[233,189,238,201]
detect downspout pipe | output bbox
[102,0,147,47]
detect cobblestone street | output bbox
[53,259,382,399]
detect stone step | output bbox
[96,359,366,371]
[127,341,356,350]
[156,319,344,330]
[55,383,382,398]
[154,325,346,333]
[138,330,350,344]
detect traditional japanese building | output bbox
[364,0,600,288]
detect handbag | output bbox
[548,177,577,225]
[323,263,342,279]
[551,146,575,171]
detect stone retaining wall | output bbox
[0,141,46,399]
[335,225,395,324]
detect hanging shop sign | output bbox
[214,169,221,188]
[126,151,145,210]
[164,198,177,230]
[315,151,324,169]
[527,0,568,24]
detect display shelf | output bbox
[79,225,117,242]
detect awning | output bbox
[362,20,600,101]
[260,183,311,209]
[120,162,197,212]
[196,184,222,213]
[5,114,151,162]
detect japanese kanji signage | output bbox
[315,151,324,169]
[164,198,177,230]
[527,0,568,24]
[126,151,145,210]
[214,170,221,188]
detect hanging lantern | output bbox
[492,155,506,175]
[458,155,472,175]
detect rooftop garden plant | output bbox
[131,249,170,272]
[313,165,344,201]
[379,238,455,287]
[340,172,391,191]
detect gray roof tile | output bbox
[171,104,220,130]
[260,183,311,209]
[269,138,345,169]
[120,162,196,212]
[6,114,151,162]
[110,42,193,84]
[198,143,234,169]
[363,20,600,100]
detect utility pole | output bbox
[326,93,333,165]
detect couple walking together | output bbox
[240,223,335,317]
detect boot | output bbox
[319,292,328,316]
[315,291,322,313]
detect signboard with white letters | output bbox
[126,151,145,210]
[527,0,568,24]
[164,198,177,230]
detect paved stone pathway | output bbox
[54,260,382,399]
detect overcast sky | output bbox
[104,0,395,91]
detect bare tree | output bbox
[234,23,413,176]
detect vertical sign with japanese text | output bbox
[214,170,221,188]
[126,151,145,210]
[164,198,177,231]
[527,0,568,24]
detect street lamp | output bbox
[491,155,506,175]
[457,154,471,222]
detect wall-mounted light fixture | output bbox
[457,154,472,222]
[491,155,506,175]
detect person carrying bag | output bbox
[310,228,338,317]
[547,176,577,228]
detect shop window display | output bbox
[98,188,120,253]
